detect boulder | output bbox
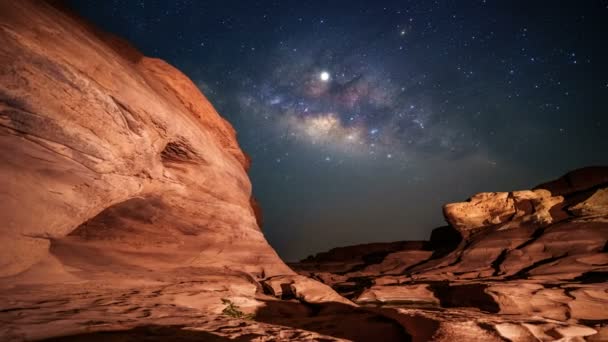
[442,189,565,236]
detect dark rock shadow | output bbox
[40,325,255,342]
[254,300,412,342]
[429,283,500,313]
[428,225,462,259]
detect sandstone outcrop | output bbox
[292,167,608,341]
[443,189,565,236]
[0,0,291,280]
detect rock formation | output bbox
[292,166,608,341]
[1,1,607,341]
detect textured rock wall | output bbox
[0,0,291,280]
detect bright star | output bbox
[320,71,330,82]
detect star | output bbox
[320,71,330,82]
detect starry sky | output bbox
[69,0,608,261]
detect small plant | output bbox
[221,298,254,319]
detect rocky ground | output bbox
[0,1,606,341]
[291,167,608,341]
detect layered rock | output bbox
[291,167,608,341]
[443,189,566,237]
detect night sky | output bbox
[68,1,608,261]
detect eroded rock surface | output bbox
[292,167,608,341]
[0,0,293,279]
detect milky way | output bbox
[236,35,483,166]
[71,0,608,260]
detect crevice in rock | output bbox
[578,319,608,326]
[505,253,568,280]
[562,287,576,301]
[339,276,374,300]
[401,257,435,275]
[428,282,500,313]
[515,226,546,250]
[573,271,608,284]
[490,249,508,276]
[445,240,471,267]
[110,96,143,135]
[160,139,202,165]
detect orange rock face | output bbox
[0,0,290,280]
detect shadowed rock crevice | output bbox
[506,254,568,280]
[490,249,508,276]
[428,283,500,313]
[160,139,202,165]
[110,96,144,135]
[341,277,375,300]
[573,271,608,284]
[514,226,546,250]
